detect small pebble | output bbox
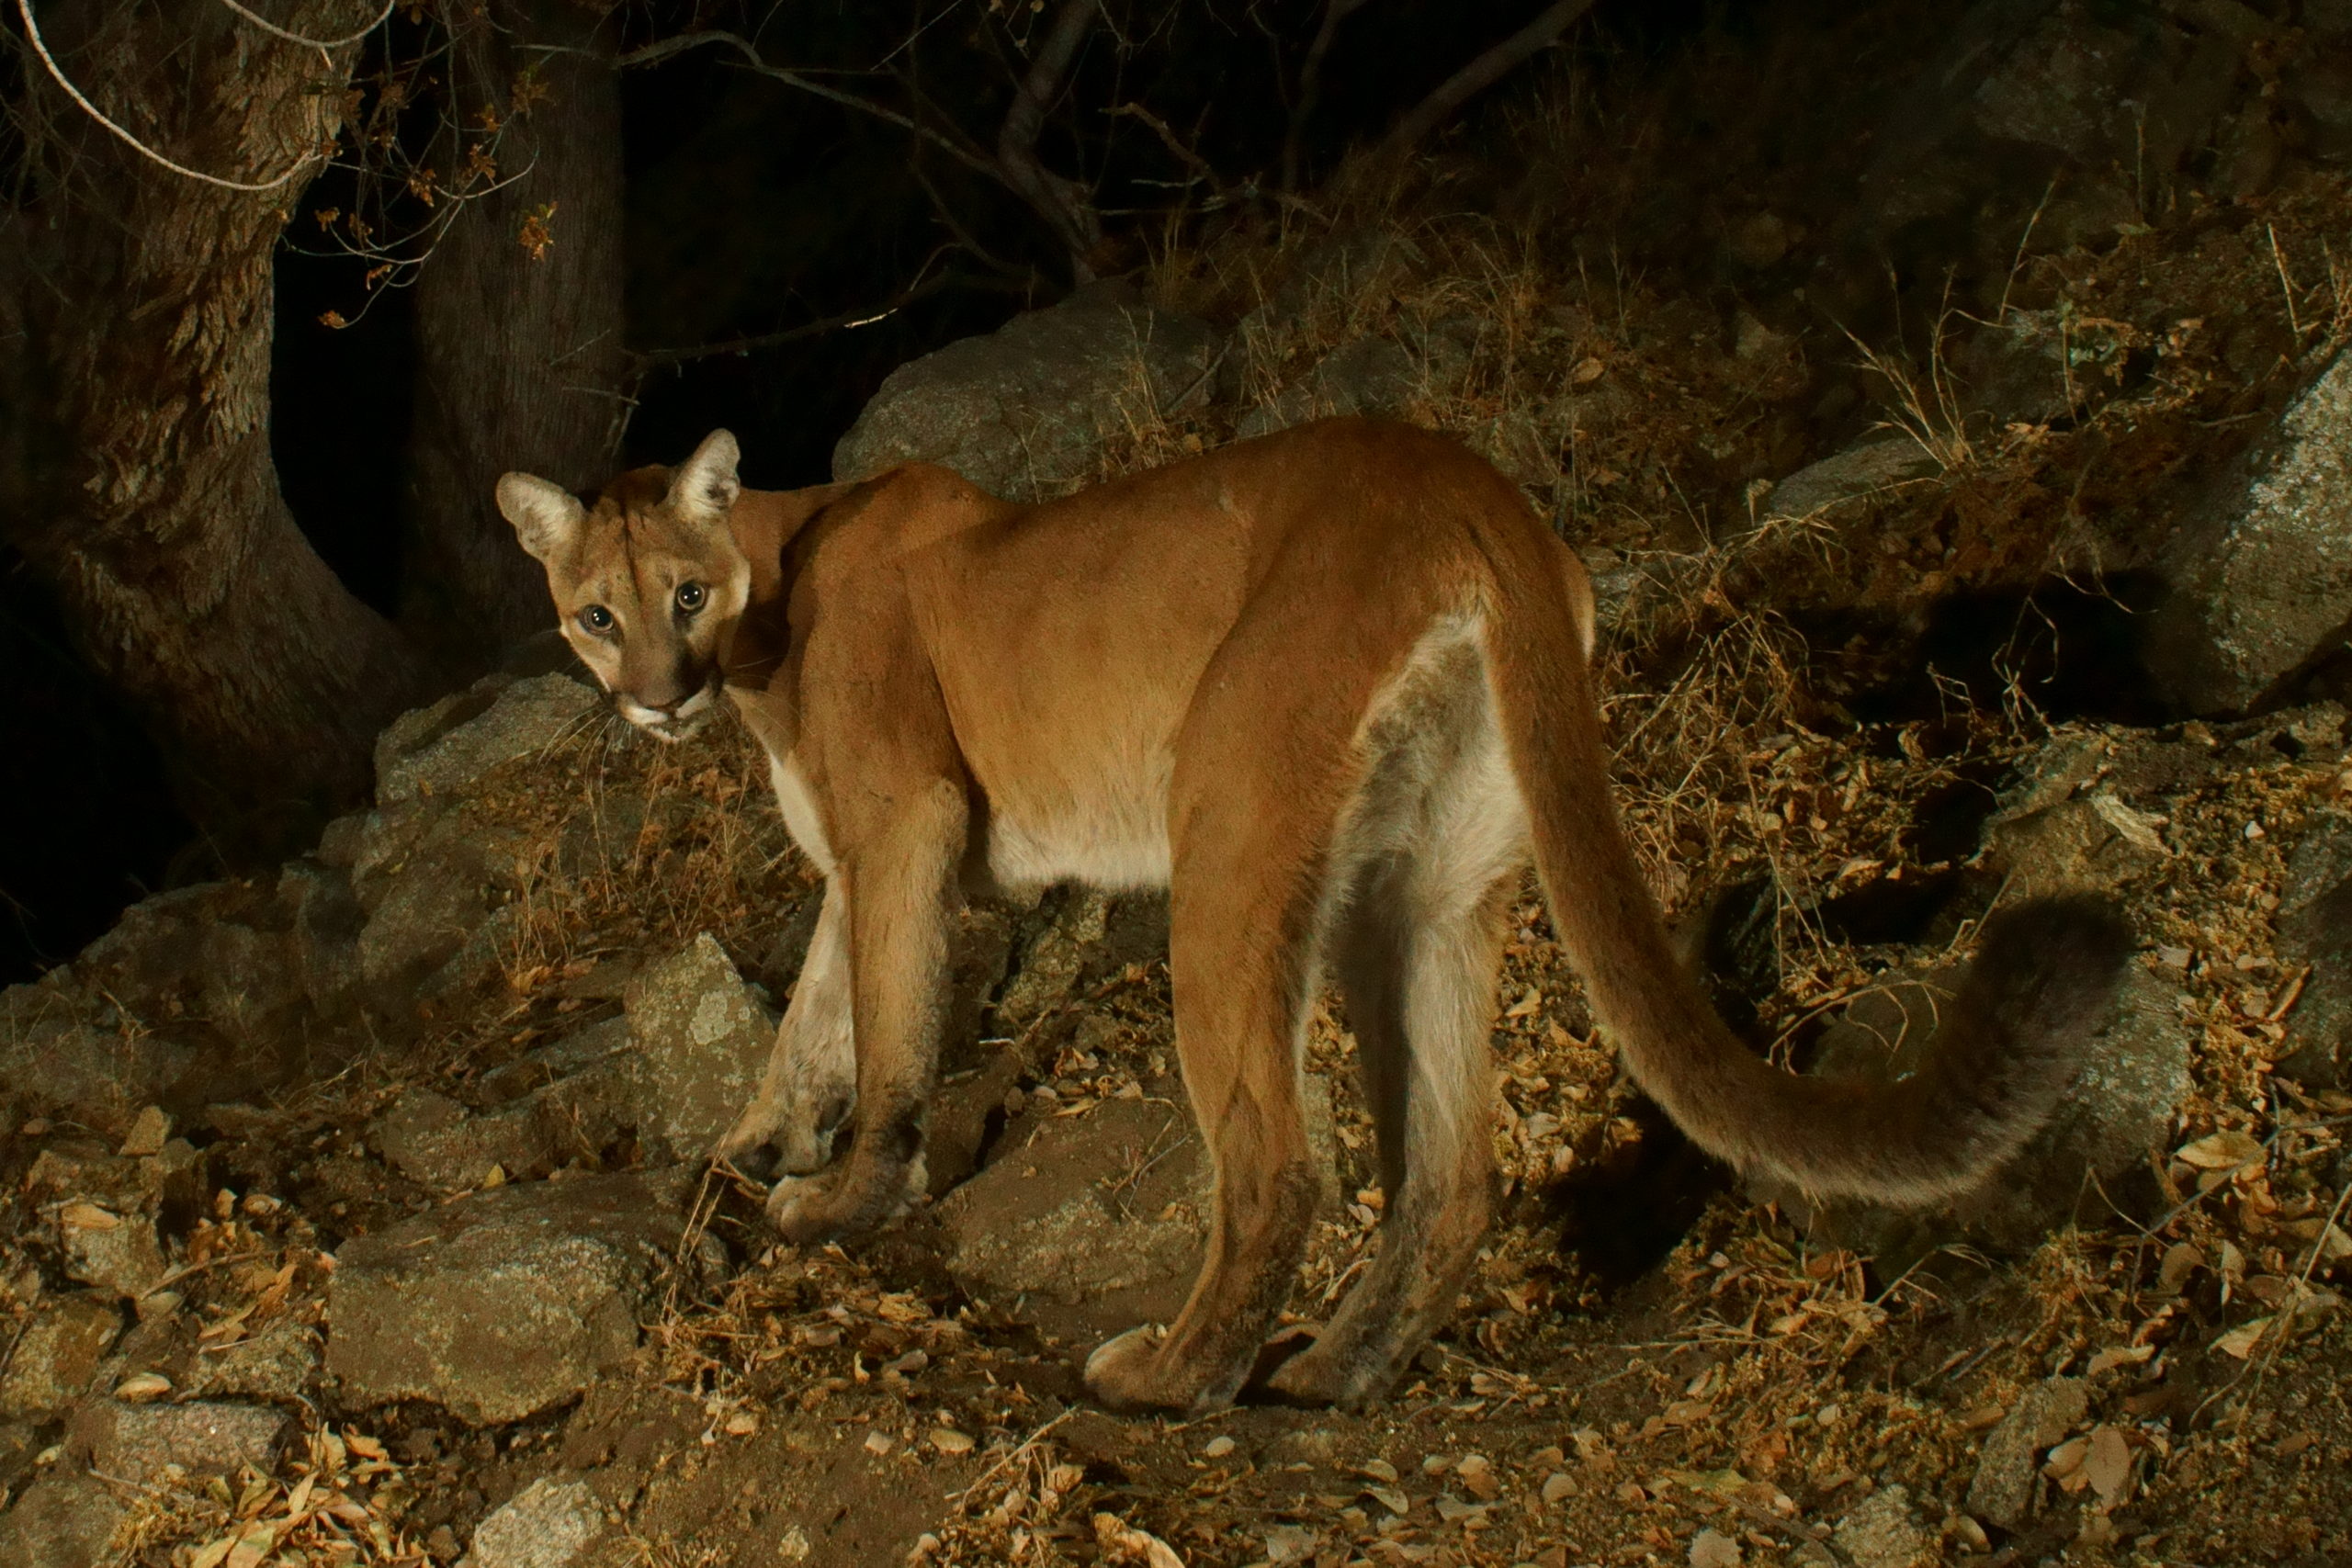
[1204,1435,1237,1459]
[930,1429,975,1455]
[865,1430,894,1456]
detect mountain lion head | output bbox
[497,430,748,743]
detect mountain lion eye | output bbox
[675,581,707,615]
[577,604,615,636]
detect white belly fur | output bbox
[981,746,1174,893]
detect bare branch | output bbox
[13,0,334,191]
[617,29,1005,185]
[1282,0,1374,193]
[1106,100,1219,194]
[628,259,956,371]
[1381,0,1596,159]
[910,157,1029,280]
[212,0,393,51]
[995,0,1102,282]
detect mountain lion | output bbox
[496,416,2130,1414]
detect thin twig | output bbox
[617,29,1004,185]
[629,262,955,371]
[2269,223,2304,338]
[145,1248,267,1294]
[947,1407,1077,1506]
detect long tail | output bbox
[1476,544,2132,1205]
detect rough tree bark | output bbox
[403,0,628,662]
[0,0,422,854]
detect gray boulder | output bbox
[177,1320,322,1404]
[622,935,777,1163]
[69,1399,288,1486]
[1758,434,1940,524]
[1983,790,2170,900]
[353,807,536,998]
[1236,337,1420,439]
[325,1173,717,1424]
[369,1088,562,1192]
[65,885,312,1067]
[368,1018,639,1189]
[277,859,367,1016]
[933,1094,1208,1334]
[935,1073,1340,1336]
[377,673,601,807]
[52,1201,166,1301]
[832,282,1219,502]
[0,1474,129,1568]
[2278,809,2352,1089]
[460,1477,616,1568]
[2147,346,2352,713]
[0,1295,121,1418]
[1829,1484,1930,1568]
[1967,1376,2088,1529]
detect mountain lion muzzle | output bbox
[497,417,2132,1416]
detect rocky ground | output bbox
[8,4,2352,1564]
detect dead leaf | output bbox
[113,1371,171,1402]
[2158,1242,2206,1295]
[2086,1344,2154,1376]
[2175,1131,2264,1170]
[2082,1427,2132,1504]
[1093,1513,1185,1568]
[1688,1528,1743,1567]
[2214,1317,2274,1359]
[224,1520,282,1568]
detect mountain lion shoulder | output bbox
[495,416,2131,1415]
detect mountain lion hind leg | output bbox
[1080,611,1393,1415]
[1261,613,1528,1407]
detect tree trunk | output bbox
[403,0,628,662]
[0,0,422,857]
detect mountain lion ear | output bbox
[496,473,588,562]
[667,429,741,525]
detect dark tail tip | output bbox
[1975,893,2135,994]
[1958,892,2137,1084]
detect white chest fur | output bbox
[766,752,836,874]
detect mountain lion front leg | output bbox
[718,880,854,1175]
[765,777,967,1242]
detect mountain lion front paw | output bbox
[763,1150,926,1243]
